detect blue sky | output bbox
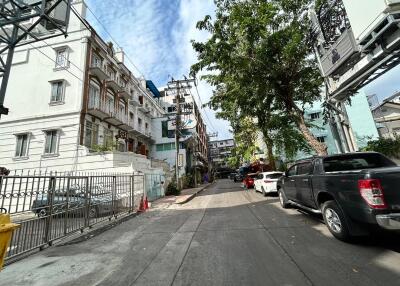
[84,0,230,139]
[83,0,400,141]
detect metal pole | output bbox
[175,81,181,190]
[0,26,18,115]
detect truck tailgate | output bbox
[368,167,400,211]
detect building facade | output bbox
[151,87,209,183]
[294,91,379,161]
[209,139,235,176]
[0,1,165,175]
[369,92,400,138]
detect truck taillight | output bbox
[358,179,387,209]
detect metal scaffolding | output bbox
[0,0,71,116]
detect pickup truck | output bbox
[277,152,400,241]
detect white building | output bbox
[209,139,235,170]
[370,92,400,139]
[0,1,165,175]
[151,88,209,183]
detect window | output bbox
[88,81,100,108]
[106,91,114,113]
[317,136,325,143]
[287,166,296,177]
[323,153,396,172]
[84,121,98,149]
[50,81,65,103]
[297,163,312,175]
[167,106,174,113]
[91,53,102,68]
[310,112,320,120]
[161,121,168,137]
[129,112,134,122]
[104,128,113,148]
[266,173,283,179]
[107,67,116,81]
[55,48,68,69]
[156,143,176,152]
[138,117,142,126]
[15,134,29,157]
[117,141,125,152]
[44,130,59,154]
[145,122,148,129]
[119,100,125,115]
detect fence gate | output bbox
[0,172,145,261]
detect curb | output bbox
[176,181,216,205]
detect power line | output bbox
[82,3,146,78]
[29,43,84,82]
[191,85,218,133]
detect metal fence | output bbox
[0,171,154,261]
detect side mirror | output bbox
[284,171,288,177]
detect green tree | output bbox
[191,0,328,160]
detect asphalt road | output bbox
[2,179,400,286]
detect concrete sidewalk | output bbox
[152,182,213,208]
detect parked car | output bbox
[243,173,258,189]
[254,172,283,196]
[31,187,116,218]
[277,152,400,241]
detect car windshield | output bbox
[323,153,396,172]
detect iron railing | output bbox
[0,171,155,261]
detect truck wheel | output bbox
[278,189,290,209]
[322,200,351,242]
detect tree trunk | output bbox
[296,111,328,156]
[267,143,276,170]
[263,131,276,170]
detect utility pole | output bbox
[175,81,181,190]
[166,77,195,190]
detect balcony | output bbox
[89,64,109,81]
[106,76,121,92]
[129,96,140,106]
[119,86,131,101]
[138,104,149,113]
[87,99,129,128]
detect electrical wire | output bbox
[82,3,146,78]
[189,86,218,133]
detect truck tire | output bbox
[322,200,352,242]
[278,188,290,209]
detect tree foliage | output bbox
[191,0,328,164]
[362,137,400,159]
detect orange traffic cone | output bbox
[144,197,149,210]
[138,196,145,212]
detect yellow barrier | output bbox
[0,211,20,270]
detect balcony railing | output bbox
[88,98,128,126]
[89,63,109,81]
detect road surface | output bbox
[2,179,400,286]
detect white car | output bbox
[254,172,283,196]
